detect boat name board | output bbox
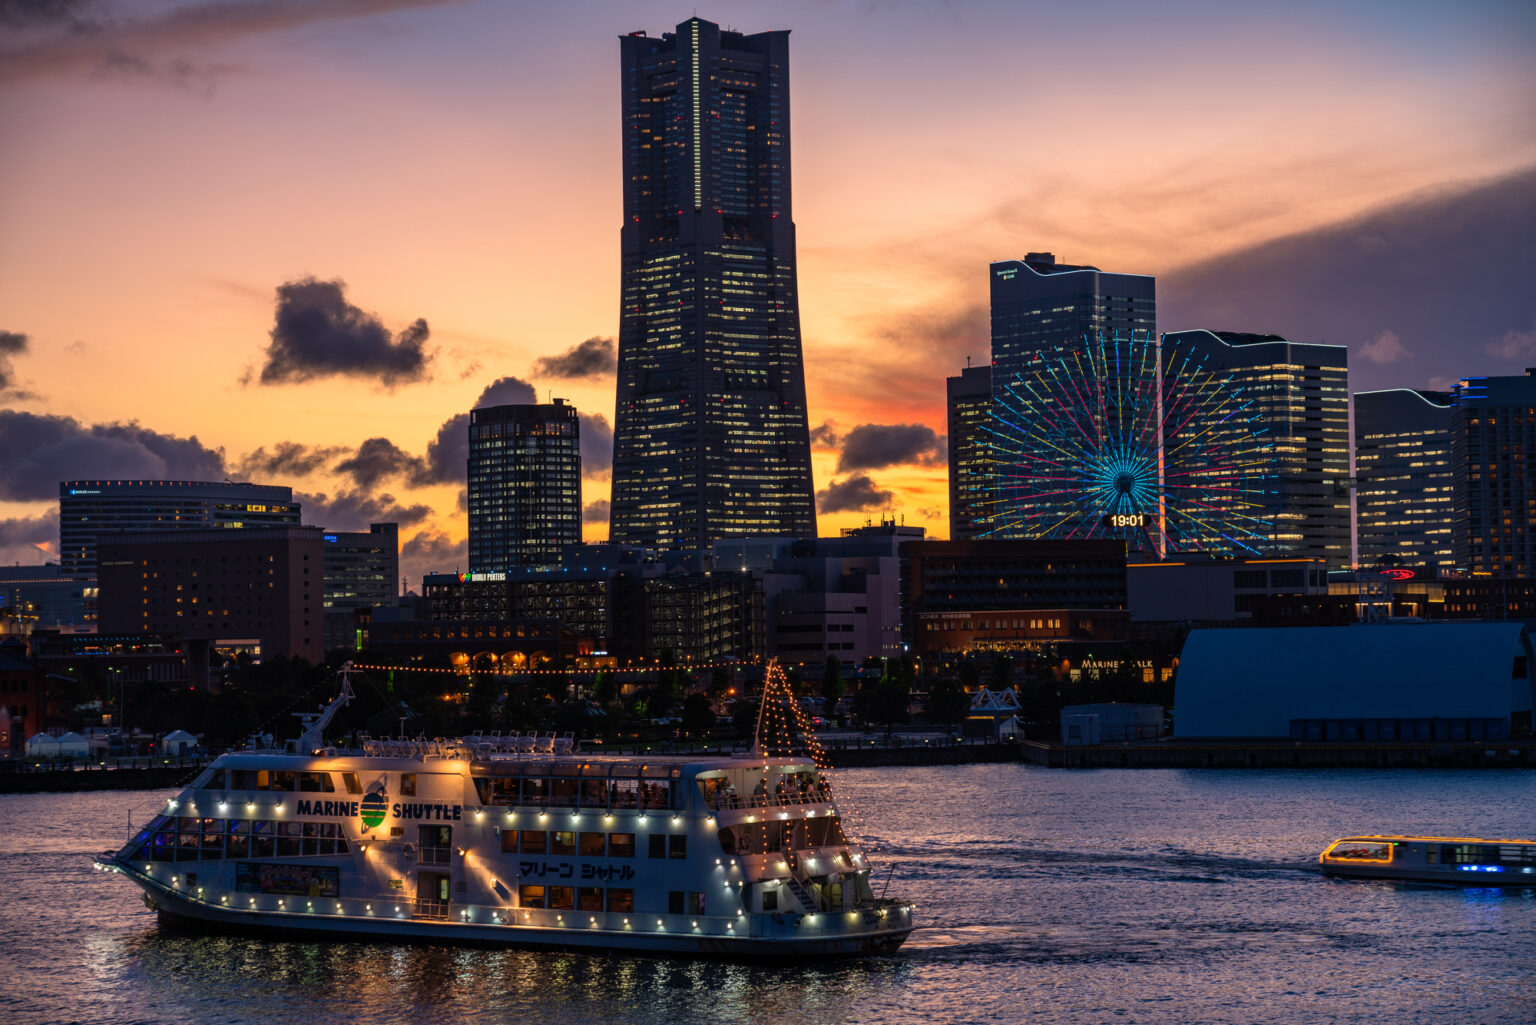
[293,798,464,821]
[520,861,637,881]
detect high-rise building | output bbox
[1354,389,1455,573]
[947,363,992,541]
[322,523,399,650]
[609,18,817,549]
[989,253,1156,373]
[1453,370,1536,577]
[467,400,582,572]
[1164,331,1351,567]
[987,254,1156,542]
[59,480,300,577]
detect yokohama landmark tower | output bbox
[609,18,817,549]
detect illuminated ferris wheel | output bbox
[981,332,1278,558]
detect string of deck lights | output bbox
[350,661,754,677]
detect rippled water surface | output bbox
[4,766,1535,1024]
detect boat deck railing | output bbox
[355,732,577,761]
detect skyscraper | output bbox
[1452,370,1536,577]
[1354,389,1454,573]
[946,363,992,540]
[467,400,582,572]
[1164,330,1351,567]
[609,18,817,550]
[987,252,1156,542]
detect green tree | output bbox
[680,692,715,738]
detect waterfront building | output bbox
[947,363,993,541]
[59,480,300,578]
[0,638,51,756]
[1162,330,1351,568]
[902,538,1128,649]
[1175,622,1535,740]
[1354,389,1455,573]
[1452,370,1536,577]
[467,400,581,573]
[1127,555,1342,627]
[96,525,326,667]
[609,18,817,549]
[322,523,399,651]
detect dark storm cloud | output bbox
[399,529,467,586]
[582,499,610,525]
[0,0,97,28]
[817,474,893,514]
[531,336,616,380]
[0,330,28,391]
[417,415,468,486]
[580,413,612,478]
[0,0,459,86]
[809,421,841,448]
[253,277,432,388]
[473,375,537,408]
[0,410,225,501]
[237,441,346,479]
[297,490,430,532]
[1161,165,1536,393]
[333,437,422,489]
[835,423,946,472]
[0,509,60,564]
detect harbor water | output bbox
[3,765,1534,1025]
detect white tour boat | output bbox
[95,665,914,957]
[1320,834,1536,883]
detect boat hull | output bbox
[1321,863,1536,885]
[124,869,913,959]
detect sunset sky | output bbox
[2,0,1533,585]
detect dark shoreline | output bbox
[5,739,1535,793]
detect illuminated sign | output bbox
[1102,512,1147,529]
[1380,569,1416,581]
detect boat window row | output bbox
[473,775,677,811]
[499,830,638,858]
[133,816,350,862]
[200,769,360,794]
[517,885,633,912]
[697,770,828,810]
[1427,843,1536,866]
[717,816,847,855]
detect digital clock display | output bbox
[1102,512,1147,529]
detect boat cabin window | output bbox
[297,772,334,793]
[551,778,579,807]
[549,886,574,910]
[1327,841,1391,861]
[606,888,633,912]
[551,831,576,856]
[579,832,606,857]
[519,884,545,908]
[340,772,361,795]
[578,887,603,911]
[669,834,687,859]
[400,773,417,796]
[519,830,547,854]
[609,833,635,858]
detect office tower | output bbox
[1453,370,1536,577]
[1354,389,1454,574]
[987,253,1156,542]
[322,523,399,650]
[1164,331,1351,568]
[989,252,1156,371]
[467,400,582,572]
[947,363,993,540]
[59,480,300,578]
[609,17,817,549]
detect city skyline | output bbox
[2,0,1533,584]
